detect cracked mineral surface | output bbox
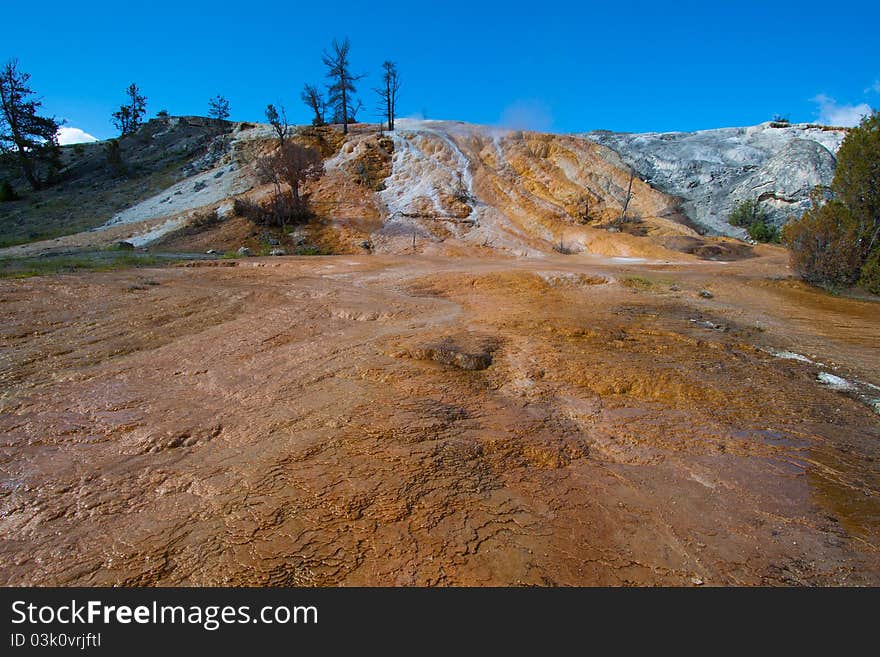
[1,249,878,586]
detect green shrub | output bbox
[782,196,863,288]
[729,199,780,243]
[104,139,125,175]
[295,245,331,256]
[746,219,780,243]
[783,110,880,292]
[770,114,791,128]
[729,199,769,228]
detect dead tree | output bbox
[576,194,593,224]
[301,84,326,126]
[620,170,635,222]
[374,61,401,131]
[256,142,323,232]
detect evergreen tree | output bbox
[322,37,364,134]
[112,83,147,136]
[728,199,768,228]
[0,59,62,190]
[208,95,230,120]
[265,104,289,148]
[783,110,880,292]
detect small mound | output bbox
[537,271,610,287]
[659,236,755,261]
[404,332,500,370]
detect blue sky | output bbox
[5,0,879,141]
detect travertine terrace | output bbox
[1,248,878,585]
[0,118,877,586]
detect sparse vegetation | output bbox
[622,275,653,289]
[746,218,779,243]
[0,251,169,279]
[104,139,125,175]
[265,104,289,148]
[127,276,161,291]
[770,114,791,128]
[728,198,767,228]
[374,61,400,131]
[254,142,323,230]
[0,59,62,190]
[301,84,326,127]
[0,118,230,249]
[323,37,364,134]
[728,199,779,242]
[208,95,230,120]
[553,238,576,255]
[232,197,263,223]
[452,171,473,204]
[112,83,147,136]
[293,245,332,256]
[783,110,880,293]
[575,194,593,224]
[354,160,376,189]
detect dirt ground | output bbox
[1,249,878,586]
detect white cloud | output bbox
[811,94,871,127]
[498,99,553,132]
[867,80,880,94]
[56,126,98,145]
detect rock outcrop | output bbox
[583,123,846,236]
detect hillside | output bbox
[583,122,846,236]
[2,117,765,261]
[0,117,232,249]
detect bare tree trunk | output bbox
[341,81,348,135]
[621,171,635,221]
[273,180,284,233]
[385,78,394,130]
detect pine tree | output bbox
[208,95,230,120]
[322,38,364,134]
[112,83,147,136]
[265,104,289,148]
[783,110,880,291]
[0,59,62,190]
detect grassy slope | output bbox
[0,117,232,248]
[0,250,172,279]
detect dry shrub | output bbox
[782,198,863,288]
